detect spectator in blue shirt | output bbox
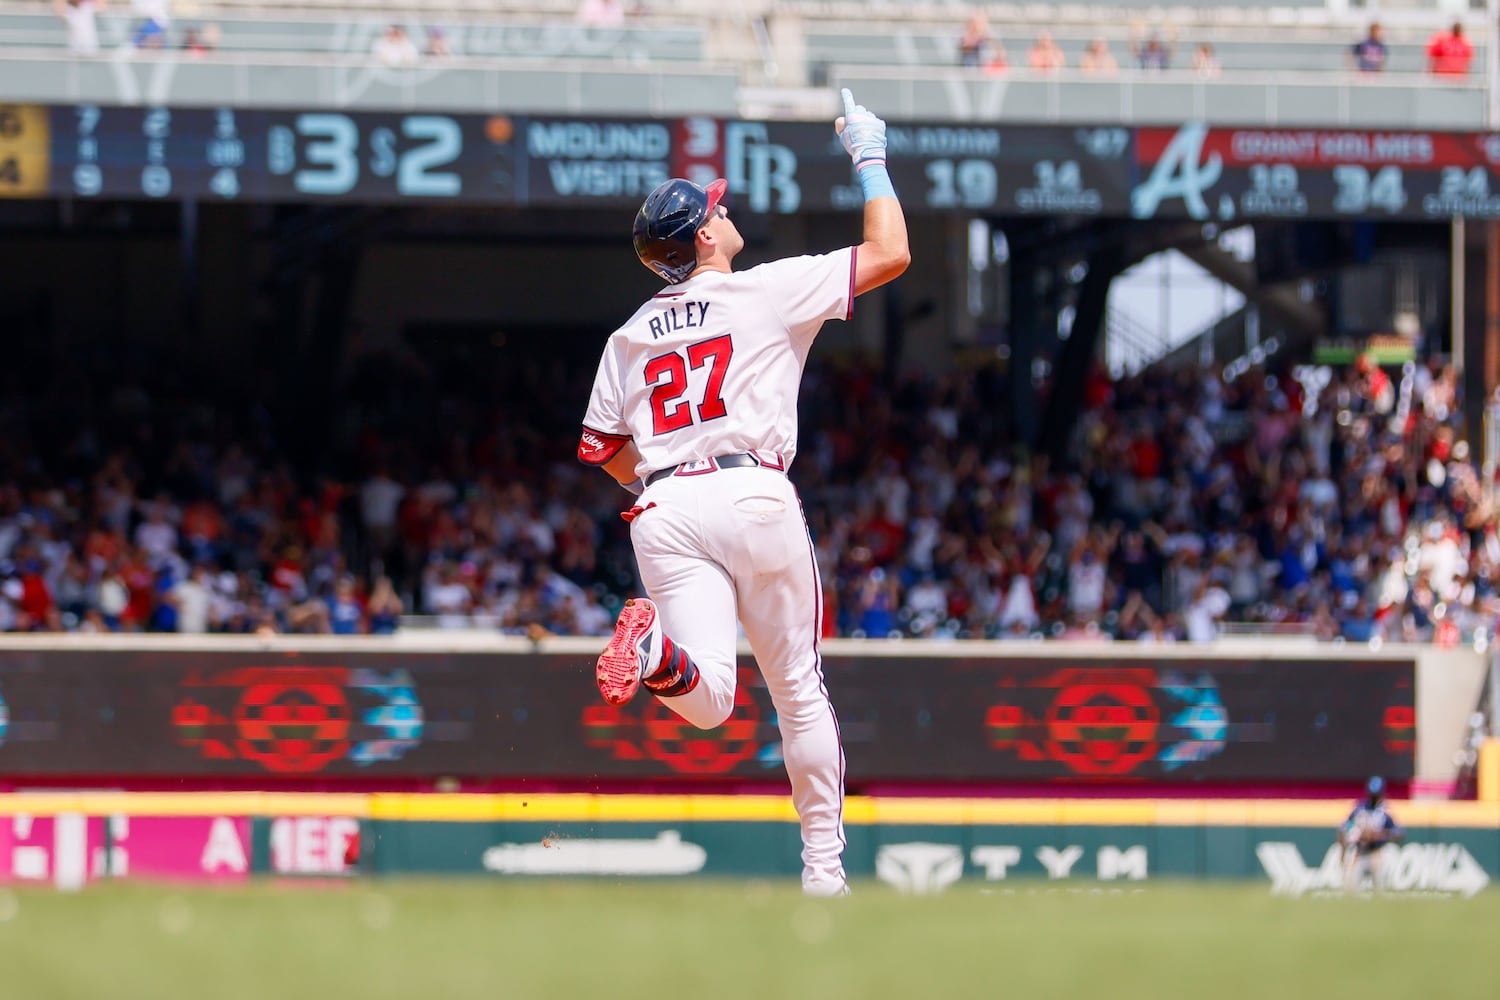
[1351,23,1388,73]
[366,575,403,635]
[1132,27,1176,70]
[328,575,365,635]
[1277,529,1312,592]
[857,568,898,638]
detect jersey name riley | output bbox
[647,302,711,340]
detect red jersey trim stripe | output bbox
[846,246,857,321]
[577,425,632,466]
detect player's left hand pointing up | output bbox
[834,88,887,169]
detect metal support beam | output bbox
[1453,216,1466,374]
[1007,231,1041,449]
[1039,244,1125,466]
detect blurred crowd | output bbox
[804,353,1493,645]
[0,347,626,638]
[957,12,1474,78]
[0,338,1491,646]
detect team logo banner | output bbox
[0,650,1412,782]
[172,667,424,773]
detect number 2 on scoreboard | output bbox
[645,334,733,436]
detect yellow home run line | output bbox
[0,792,1495,828]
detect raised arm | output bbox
[834,88,910,296]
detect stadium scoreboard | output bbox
[4,102,1500,220]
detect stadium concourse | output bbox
[0,347,1487,645]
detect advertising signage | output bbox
[0,649,1413,784]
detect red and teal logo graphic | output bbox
[986,667,1229,776]
[1382,705,1415,755]
[173,667,423,773]
[1042,669,1160,775]
[583,666,766,775]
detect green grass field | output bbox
[0,880,1493,1000]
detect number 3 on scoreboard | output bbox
[645,334,733,436]
[0,104,50,198]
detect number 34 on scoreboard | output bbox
[0,104,49,198]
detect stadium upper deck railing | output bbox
[0,50,1485,126]
[828,65,1487,126]
[800,25,1480,75]
[0,50,740,115]
[0,12,710,61]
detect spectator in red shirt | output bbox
[1356,353,1395,413]
[83,524,121,569]
[821,581,840,641]
[1427,22,1473,76]
[17,558,55,627]
[1083,364,1113,410]
[181,497,223,561]
[269,545,308,600]
[856,500,906,566]
[1130,428,1162,481]
[119,551,155,630]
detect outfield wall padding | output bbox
[1,793,1494,895]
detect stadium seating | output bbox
[0,11,708,60]
[802,27,1463,75]
[0,2,1486,124]
[0,52,737,115]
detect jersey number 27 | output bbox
[645,334,733,436]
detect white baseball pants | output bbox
[628,464,847,893]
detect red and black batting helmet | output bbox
[632,177,727,284]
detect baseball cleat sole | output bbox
[596,598,658,706]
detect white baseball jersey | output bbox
[577,248,855,476]
[579,244,857,895]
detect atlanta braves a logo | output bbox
[1131,123,1224,219]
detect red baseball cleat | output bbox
[596,598,663,706]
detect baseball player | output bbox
[1335,776,1405,893]
[576,89,908,896]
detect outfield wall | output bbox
[0,635,1480,789]
[0,792,1494,896]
